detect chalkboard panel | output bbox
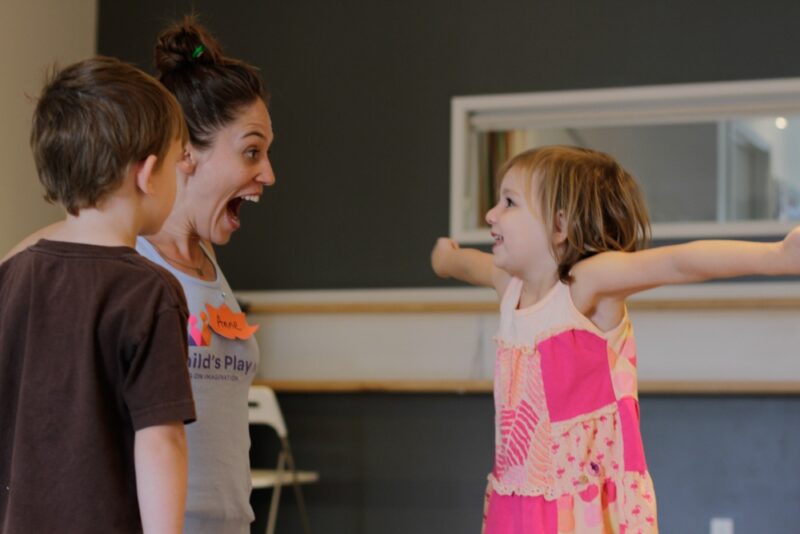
[99,0,800,289]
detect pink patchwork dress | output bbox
[483,278,658,534]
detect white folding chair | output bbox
[248,385,319,534]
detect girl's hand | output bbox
[430,237,507,292]
[431,237,460,278]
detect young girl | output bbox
[431,145,800,534]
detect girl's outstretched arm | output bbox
[576,226,800,302]
[431,237,510,296]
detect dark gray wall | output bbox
[98,0,800,290]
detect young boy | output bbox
[0,57,196,533]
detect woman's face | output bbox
[186,98,275,245]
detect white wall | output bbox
[240,284,800,384]
[0,0,97,256]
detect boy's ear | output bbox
[553,209,568,246]
[134,154,159,195]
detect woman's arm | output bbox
[575,226,800,303]
[1,221,65,262]
[431,237,510,296]
[134,422,188,534]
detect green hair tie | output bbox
[191,45,205,59]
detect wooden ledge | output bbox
[255,379,491,394]
[247,301,496,314]
[255,379,800,395]
[247,298,800,314]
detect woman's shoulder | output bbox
[126,252,187,300]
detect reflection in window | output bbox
[475,117,800,229]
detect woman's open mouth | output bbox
[225,194,260,227]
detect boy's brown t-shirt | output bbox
[0,239,196,533]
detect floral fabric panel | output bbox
[491,327,655,531]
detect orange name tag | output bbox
[205,303,260,340]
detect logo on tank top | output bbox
[188,311,212,347]
[186,302,259,382]
[187,303,259,347]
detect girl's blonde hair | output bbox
[498,145,651,282]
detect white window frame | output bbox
[451,78,800,243]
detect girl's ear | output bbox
[178,144,198,176]
[134,154,159,195]
[553,209,568,246]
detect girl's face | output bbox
[186,98,275,244]
[485,169,559,277]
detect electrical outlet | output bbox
[710,517,734,534]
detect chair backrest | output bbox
[248,385,288,438]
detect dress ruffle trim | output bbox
[487,470,653,500]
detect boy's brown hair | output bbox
[498,145,651,283]
[30,56,187,215]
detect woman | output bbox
[6,18,274,533]
[144,18,274,533]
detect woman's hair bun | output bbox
[154,16,224,74]
[152,14,267,149]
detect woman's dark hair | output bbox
[154,16,268,149]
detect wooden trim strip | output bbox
[247,298,800,314]
[247,302,496,314]
[254,379,800,395]
[255,380,492,394]
[628,298,800,311]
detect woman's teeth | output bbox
[241,194,260,203]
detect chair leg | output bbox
[283,439,313,534]
[265,451,286,534]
